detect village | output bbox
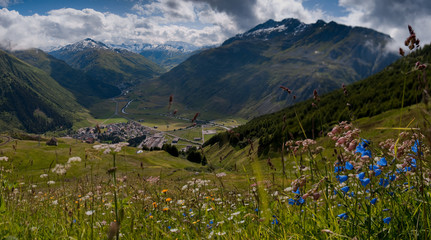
[73,121,200,151]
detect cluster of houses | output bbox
[74,122,159,147]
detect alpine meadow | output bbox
[0,1,431,239]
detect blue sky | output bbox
[0,0,430,50]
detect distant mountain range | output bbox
[142,18,399,118]
[50,38,165,93]
[110,41,208,70]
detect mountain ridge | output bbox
[139,18,399,118]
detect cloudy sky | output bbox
[0,0,430,51]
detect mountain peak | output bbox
[52,38,111,54]
[223,18,308,45]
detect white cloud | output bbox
[254,0,327,24]
[1,0,430,51]
[336,0,431,51]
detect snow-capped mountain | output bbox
[110,41,200,54]
[110,41,205,70]
[223,18,323,45]
[50,38,111,53]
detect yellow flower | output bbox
[166,198,172,202]
[163,207,169,211]
[153,202,157,208]
[162,189,168,193]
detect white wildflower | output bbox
[216,172,226,178]
[231,211,241,216]
[40,174,48,178]
[170,228,179,233]
[52,200,58,205]
[47,180,55,185]
[67,156,82,164]
[0,156,8,161]
[85,210,95,216]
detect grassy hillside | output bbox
[12,49,120,106]
[0,50,88,133]
[50,40,166,92]
[204,44,431,155]
[141,19,398,118]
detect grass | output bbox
[2,31,431,239]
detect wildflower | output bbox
[360,178,370,187]
[370,198,378,205]
[47,180,55,185]
[85,210,95,216]
[341,186,350,193]
[166,198,172,202]
[52,200,58,205]
[377,157,387,167]
[379,178,390,188]
[357,172,365,180]
[412,140,420,154]
[356,140,371,158]
[337,213,348,219]
[40,174,48,178]
[374,169,382,177]
[337,175,348,183]
[369,165,379,171]
[67,157,82,164]
[383,217,392,224]
[170,228,179,233]
[162,189,168,193]
[152,202,157,208]
[345,162,354,170]
[163,207,169,211]
[0,156,8,161]
[216,172,227,178]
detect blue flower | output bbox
[370,198,378,205]
[333,190,338,195]
[369,165,379,170]
[383,217,392,224]
[334,165,345,173]
[292,189,300,195]
[349,191,355,197]
[412,140,421,155]
[379,178,389,188]
[355,140,372,158]
[168,226,171,230]
[411,159,417,168]
[345,162,354,170]
[209,220,214,224]
[374,169,382,176]
[341,186,350,193]
[377,157,387,166]
[255,208,259,212]
[337,175,348,183]
[288,198,305,205]
[337,213,348,219]
[360,178,370,187]
[358,172,365,180]
[389,174,396,181]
